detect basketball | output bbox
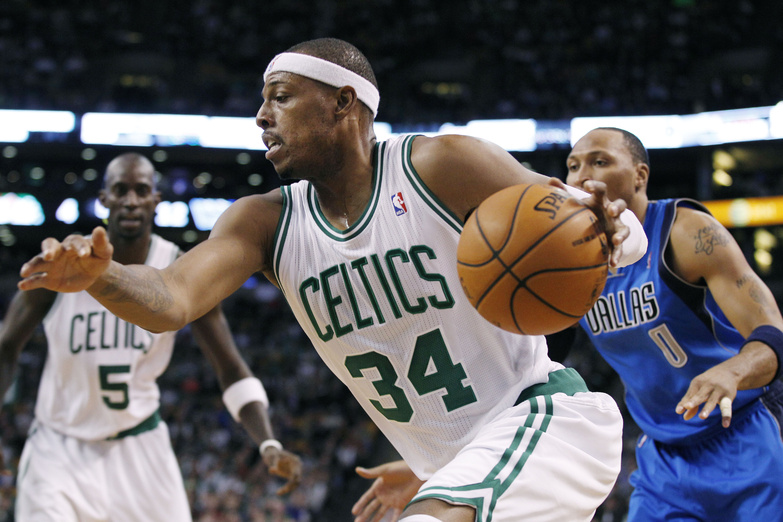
[457,183,610,335]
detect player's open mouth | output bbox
[265,142,281,160]
[119,217,142,227]
[263,134,283,160]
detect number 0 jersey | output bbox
[38,234,179,440]
[272,134,558,478]
[579,199,764,444]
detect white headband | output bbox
[264,52,380,117]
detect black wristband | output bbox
[744,325,783,383]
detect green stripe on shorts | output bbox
[411,369,587,521]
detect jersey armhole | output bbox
[399,134,464,234]
[271,185,293,289]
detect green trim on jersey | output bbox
[306,140,386,241]
[106,409,161,440]
[273,185,294,289]
[400,135,464,234]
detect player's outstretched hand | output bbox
[261,445,303,495]
[675,365,739,428]
[548,177,629,268]
[352,460,424,522]
[18,227,113,293]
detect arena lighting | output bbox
[572,105,778,148]
[0,193,45,225]
[55,198,79,224]
[199,116,265,150]
[702,196,783,228]
[3,104,774,151]
[90,196,233,230]
[81,113,209,146]
[0,110,76,142]
[572,115,686,148]
[189,197,234,230]
[440,119,537,151]
[769,101,783,138]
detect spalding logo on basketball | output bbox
[457,183,609,335]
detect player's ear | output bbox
[98,189,108,206]
[335,86,358,119]
[634,163,649,192]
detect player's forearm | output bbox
[87,261,189,333]
[0,350,20,401]
[726,342,778,390]
[238,402,277,445]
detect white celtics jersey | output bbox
[38,234,179,440]
[273,134,558,478]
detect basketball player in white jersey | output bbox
[0,153,301,521]
[17,39,647,522]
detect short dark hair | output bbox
[599,127,649,167]
[287,38,378,90]
[103,152,155,188]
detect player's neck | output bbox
[631,195,650,224]
[312,149,375,230]
[111,232,153,265]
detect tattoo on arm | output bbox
[97,269,174,313]
[735,275,771,307]
[693,225,729,255]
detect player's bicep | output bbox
[162,195,277,321]
[411,135,550,221]
[670,207,782,336]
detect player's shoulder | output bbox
[223,189,284,220]
[410,134,491,162]
[209,189,285,246]
[671,201,722,236]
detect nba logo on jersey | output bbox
[391,192,407,216]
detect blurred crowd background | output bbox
[1,0,782,520]
[1,0,781,123]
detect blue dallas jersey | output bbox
[579,199,764,444]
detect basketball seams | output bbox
[473,204,597,309]
[510,265,609,332]
[457,183,609,335]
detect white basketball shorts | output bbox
[410,369,623,522]
[16,419,191,521]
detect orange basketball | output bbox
[457,183,609,335]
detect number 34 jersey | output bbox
[38,234,179,440]
[578,199,763,444]
[273,134,556,478]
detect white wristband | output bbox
[259,439,283,455]
[561,183,648,267]
[222,377,269,421]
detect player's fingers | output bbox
[19,253,49,279]
[61,234,93,257]
[697,392,722,420]
[719,397,733,428]
[546,177,567,190]
[41,237,64,260]
[17,271,50,291]
[364,498,384,522]
[583,179,605,197]
[681,405,699,421]
[352,480,380,514]
[276,476,300,496]
[355,465,382,479]
[353,496,377,521]
[91,227,113,260]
